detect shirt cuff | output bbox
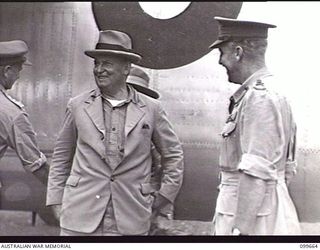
[158,189,175,204]
[46,190,64,206]
[27,152,47,172]
[238,153,277,181]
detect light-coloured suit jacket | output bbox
[46,87,184,235]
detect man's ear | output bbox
[235,46,243,61]
[3,65,11,78]
[124,63,131,76]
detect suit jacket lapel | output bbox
[84,92,106,139]
[125,101,145,137]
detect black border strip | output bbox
[0,236,319,243]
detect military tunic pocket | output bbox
[215,184,238,216]
[257,187,273,216]
[221,121,237,138]
[219,109,240,170]
[221,110,238,138]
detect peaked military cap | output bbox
[0,40,32,66]
[209,16,276,49]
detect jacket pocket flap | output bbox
[66,175,81,187]
[141,183,159,195]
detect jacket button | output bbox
[96,195,101,199]
[110,176,114,182]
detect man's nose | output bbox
[95,64,104,73]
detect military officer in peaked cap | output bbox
[209,17,301,235]
[0,40,49,186]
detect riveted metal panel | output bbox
[0,2,319,225]
[0,2,97,224]
[0,2,97,150]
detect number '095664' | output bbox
[300,244,318,248]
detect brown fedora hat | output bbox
[127,66,159,99]
[85,30,142,63]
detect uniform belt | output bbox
[276,171,286,184]
[219,171,240,185]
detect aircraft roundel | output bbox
[92,2,242,69]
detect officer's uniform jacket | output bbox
[213,67,301,235]
[46,86,184,235]
[0,85,46,183]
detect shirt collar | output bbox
[98,84,138,105]
[126,84,137,104]
[231,67,272,104]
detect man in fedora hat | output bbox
[46,30,184,236]
[0,40,49,185]
[209,17,300,235]
[127,66,180,235]
[126,66,159,99]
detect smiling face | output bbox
[93,54,130,92]
[218,42,242,84]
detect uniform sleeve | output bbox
[8,112,46,172]
[46,101,77,206]
[152,103,184,203]
[238,90,286,181]
[285,103,298,182]
[234,90,286,233]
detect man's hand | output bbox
[285,177,292,187]
[285,170,295,187]
[232,227,248,236]
[152,192,171,214]
[51,204,62,221]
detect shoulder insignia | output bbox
[253,79,266,90]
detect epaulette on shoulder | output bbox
[253,79,266,90]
